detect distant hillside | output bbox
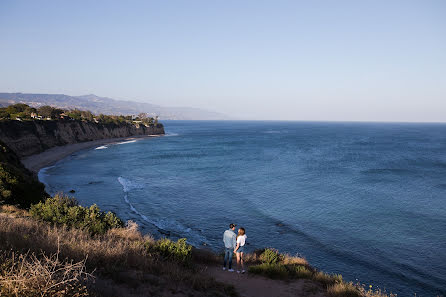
[0,93,229,120]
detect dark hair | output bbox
[229,223,236,229]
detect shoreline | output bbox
[21,134,162,174]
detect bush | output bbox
[292,265,313,279]
[29,193,123,235]
[147,238,192,264]
[248,263,289,279]
[313,271,343,287]
[259,248,282,264]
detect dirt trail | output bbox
[205,265,327,297]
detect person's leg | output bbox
[223,249,228,269]
[236,252,241,272]
[228,249,233,270]
[240,252,245,272]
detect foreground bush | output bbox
[147,238,192,264]
[259,248,282,264]
[30,193,123,235]
[248,263,289,279]
[0,250,91,297]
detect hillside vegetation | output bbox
[0,103,160,127]
[0,194,393,297]
[0,140,47,207]
[0,203,237,297]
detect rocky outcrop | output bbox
[0,120,164,158]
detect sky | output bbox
[0,0,445,121]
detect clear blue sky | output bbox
[1,0,445,121]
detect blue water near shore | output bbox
[40,121,446,296]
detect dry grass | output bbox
[0,210,237,297]
[327,282,361,297]
[313,271,343,287]
[328,282,396,297]
[0,204,29,217]
[0,212,150,272]
[358,285,397,297]
[0,249,92,297]
[282,253,308,265]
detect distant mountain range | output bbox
[0,93,229,120]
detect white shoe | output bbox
[242,270,246,274]
[228,269,234,272]
[237,270,240,273]
[222,267,226,271]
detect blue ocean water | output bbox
[41,121,446,296]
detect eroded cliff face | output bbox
[0,120,164,158]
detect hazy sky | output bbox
[1,1,445,121]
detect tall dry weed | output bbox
[0,249,92,297]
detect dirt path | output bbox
[204,265,327,297]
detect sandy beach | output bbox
[21,135,160,174]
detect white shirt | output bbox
[237,235,247,246]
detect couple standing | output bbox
[222,223,247,273]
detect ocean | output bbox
[40,121,446,296]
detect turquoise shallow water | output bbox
[41,121,446,296]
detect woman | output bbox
[234,227,247,273]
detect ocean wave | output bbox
[117,176,207,246]
[165,133,179,137]
[117,140,138,145]
[95,145,108,150]
[117,176,144,193]
[38,165,55,193]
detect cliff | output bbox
[0,120,164,158]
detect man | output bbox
[222,223,237,271]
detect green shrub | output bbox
[259,248,282,264]
[291,265,313,279]
[0,140,47,208]
[147,238,192,264]
[248,263,289,279]
[313,271,343,287]
[29,193,123,235]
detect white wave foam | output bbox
[117,176,206,246]
[165,133,179,137]
[117,176,144,193]
[117,140,138,145]
[95,145,108,150]
[38,166,56,194]
[264,130,281,134]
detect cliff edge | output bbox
[0,120,164,158]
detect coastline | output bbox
[21,135,161,174]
